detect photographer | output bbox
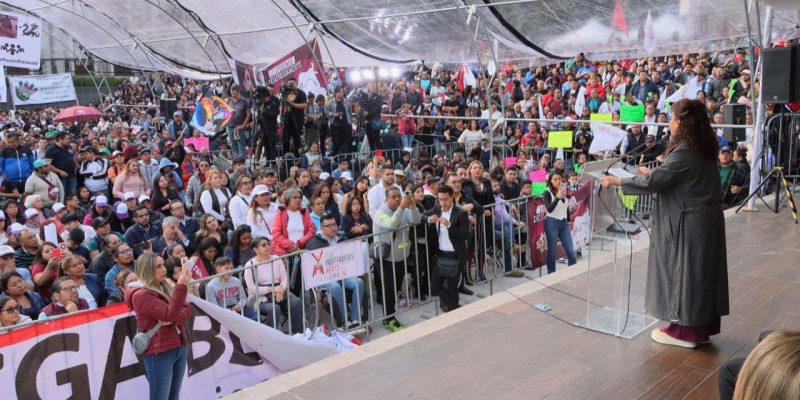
[324,87,353,155]
[281,77,307,156]
[255,84,281,161]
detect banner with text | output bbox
[0,296,338,399]
[0,66,6,103]
[301,240,368,289]
[261,38,328,98]
[0,12,42,69]
[8,73,76,106]
[527,181,593,268]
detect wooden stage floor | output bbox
[232,208,800,400]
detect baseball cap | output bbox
[33,159,50,169]
[340,171,354,181]
[394,169,405,177]
[319,172,330,180]
[112,150,123,157]
[115,203,129,219]
[123,192,136,201]
[52,202,66,213]
[174,111,182,116]
[720,146,733,153]
[95,195,109,207]
[740,69,751,75]
[0,245,15,257]
[24,208,39,219]
[0,211,4,220]
[251,184,270,197]
[138,194,151,203]
[8,223,25,235]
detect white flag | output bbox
[589,122,628,154]
[665,84,688,103]
[574,86,587,116]
[555,147,565,161]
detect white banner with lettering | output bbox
[589,122,628,154]
[8,73,77,106]
[0,296,339,399]
[301,240,368,289]
[0,12,42,69]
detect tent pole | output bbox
[745,5,773,210]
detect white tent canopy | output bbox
[2,0,799,75]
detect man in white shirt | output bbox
[367,165,401,219]
[77,147,109,195]
[424,185,469,312]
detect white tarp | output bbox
[0,11,41,69]
[8,73,76,106]
[0,295,340,400]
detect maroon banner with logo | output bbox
[527,181,593,269]
[260,38,328,98]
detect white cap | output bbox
[123,192,136,201]
[0,245,14,257]
[319,172,330,180]
[9,223,25,235]
[95,195,109,207]
[24,208,39,218]
[340,171,354,181]
[138,194,150,203]
[52,202,66,213]
[112,150,123,157]
[0,210,5,220]
[251,184,270,197]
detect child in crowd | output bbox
[204,257,257,320]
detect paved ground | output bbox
[228,207,800,400]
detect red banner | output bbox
[527,182,594,269]
[260,38,327,98]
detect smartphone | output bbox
[560,183,567,192]
[58,242,68,255]
[52,246,62,259]
[405,189,413,198]
[181,257,189,269]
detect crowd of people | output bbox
[0,48,762,339]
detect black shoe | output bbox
[459,287,474,296]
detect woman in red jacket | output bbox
[271,188,315,256]
[126,253,192,400]
[271,188,315,295]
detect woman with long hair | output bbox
[462,160,494,271]
[0,295,32,327]
[733,331,800,400]
[601,99,728,348]
[3,200,24,225]
[189,236,221,280]
[112,159,151,201]
[340,175,370,216]
[126,253,192,400]
[245,185,279,241]
[225,224,255,269]
[30,242,58,301]
[198,169,232,226]
[229,174,254,229]
[0,271,44,320]
[151,175,180,216]
[311,182,341,224]
[542,171,578,274]
[340,195,372,240]
[195,213,228,249]
[83,195,111,226]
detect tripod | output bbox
[736,166,798,223]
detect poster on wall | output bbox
[261,38,327,98]
[8,73,76,106]
[0,11,42,69]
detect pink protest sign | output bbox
[504,157,517,168]
[529,168,547,183]
[184,136,210,151]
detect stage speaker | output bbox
[160,99,177,119]
[761,47,800,103]
[723,103,747,143]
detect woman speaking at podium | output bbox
[601,99,729,349]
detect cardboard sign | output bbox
[548,131,573,148]
[620,105,645,122]
[590,113,613,122]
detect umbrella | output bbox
[53,106,102,123]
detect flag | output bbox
[588,122,627,154]
[665,84,689,103]
[463,65,477,89]
[611,0,628,33]
[538,94,545,119]
[190,90,233,137]
[642,11,655,54]
[454,67,465,93]
[574,86,587,116]
[555,147,565,161]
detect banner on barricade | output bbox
[190,91,233,137]
[527,181,594,268]
[301,240,368,289]
[0,12,42,69]
[261,38,327,98]
[0,296,338,399]
[8,73,76,106]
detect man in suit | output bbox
[324,86,353,154]
[424,185,470,312]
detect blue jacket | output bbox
[104,263,136,296]
[124,223,163,258]
[83,273,106,307]
[0,145,35,182]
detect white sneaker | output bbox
[650,328,697,349]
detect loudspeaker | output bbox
[761,47,800,103]
[723,103,747,143]
[160,99,177,119]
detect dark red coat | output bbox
[126,284,191,356]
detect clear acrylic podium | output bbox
[575,161,657,339]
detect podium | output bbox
[575,159,658,339]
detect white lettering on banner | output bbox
[301,240,368,289]
[0,296,338,399]
[8,73,77,106]
[268,56,297,81]
[0,12,42,69]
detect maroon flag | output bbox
[611,0,629,34]
[260,38,328,98]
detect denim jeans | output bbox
[143,346,187,400]
[257,292,304,334]
[321,277,365,322]
[228,127,249,158]
[494,222,515,272]
[60,176,78,197]
[401,134,413,148]
[544,216,577,274]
